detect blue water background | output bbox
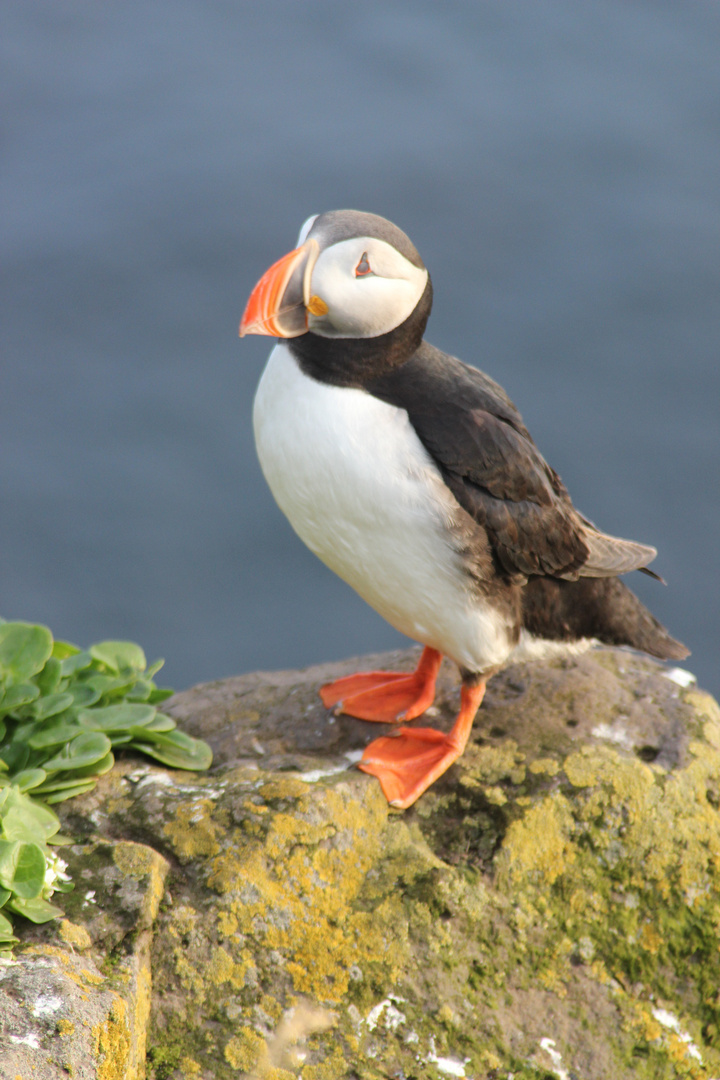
[3,1,718,697]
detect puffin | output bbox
[240,210,688,809]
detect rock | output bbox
[0,839,169,1080]
[2,646,720,1079]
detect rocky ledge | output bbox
[1,646,719,1080]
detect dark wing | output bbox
[368,342,656,581]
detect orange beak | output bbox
[239,238,319,338]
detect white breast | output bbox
[252,345,513,673]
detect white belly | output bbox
[252,345,513,673]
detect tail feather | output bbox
[578,527,658,579]
[522,575,689,662]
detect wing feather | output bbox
[368,343,657,582]
[579,530,657,577]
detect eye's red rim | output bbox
[355,251,372,277]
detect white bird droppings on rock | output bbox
[365,996,406,1032]
[296,760,357,783]
[664,667,696,688]
[653,1007,679,1029]
[651,1008,703,1062]
[426,1035,468,1076]
[539,1037,571,1080]
[32,993,63,1017]
[132,772,174,791]
[591,722,634,749]
[10,1032,41,1048]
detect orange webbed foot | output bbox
[319,646,442,723]
[358,681,486,807]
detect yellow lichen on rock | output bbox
[564,744,656,818]
[131,945,154,1073]
[163,798,224,861]
[224,1028,267,1071]
[498,791,576,887]
[299,1045,348,1080]
[486,715,720,1075]
[563,740,720,903]
[112,841,169,924]
[459,739,526,787]
[529,757,560,776]
[208,944,236,986]
[197,779,403,1006]
[80,966,105,987]
[217,908,238,937]
[179,1056,202,1077]
[93,996,132,1080]
[59,919,93,951]
[482,784,508,805]
[501,737,720,917]
[259,777,310,800]
[685,690,720,728]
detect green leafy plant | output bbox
[0,784,71,954]
[0,619,212,955]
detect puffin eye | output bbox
[354,251,372,278]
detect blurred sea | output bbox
[2,1,719,697]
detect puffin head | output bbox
[239,210,431,343]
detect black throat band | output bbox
[288,277,433,389]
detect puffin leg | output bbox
[358,680,486,808]
[319,646,442,723]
